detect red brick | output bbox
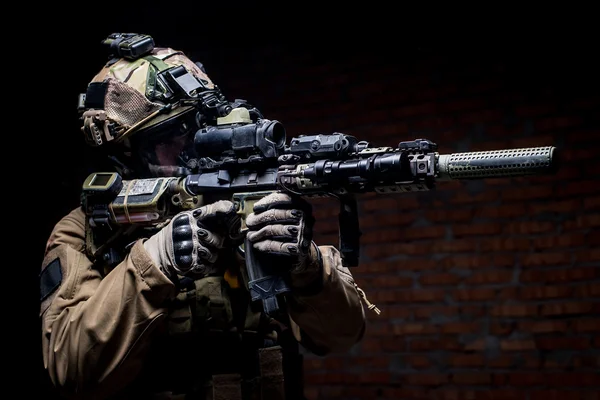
[440,322,481,334]
[392,323,437,336]
[574,248,600,263]
[413,306,458,320]
[359,229,407,244]
[561,148,597,161]
[490,321,516,335]
[371,289,446,304]
[518,285,573,300]
[431,240,478,253]
[508,373,545,386]
[501,185,554,201]
[503,221,556,234]
[480,238,531,252]
[535,116,584,131]
[359,259,435,273]
[449,191,500,205]
[518,320,568,334]
[451,372,492,385]
[402,373,448,386]
[411,338,462,352]
[380,340,407,352]
[475,205,528,219]
[572,355,600,368]
[497,287,518,299]
[405,226,449,241]
[572,319,600,332]
[453,288,497,301]
[575,283,600,297]
[500,339,537,351]
[556,180,600,197]
[368,275,413,288]
[361,196,410,212]
[589,230,600,246]
[460,306,486,317]
[453,223,503,237]
[448,353,485,367]
[410,289,446,302]
[425,209,474,222]
[404,355,431,369]
[382,307,411,321]
[356,371,391,384]
[584,195,600,210]
[541,302,596,316]
[536,337,590,350]
[419,272,461,286]
[520,252,571,267]
[459,109,503,125]
[466,270,513,285]
[529,199,582,214]
[442,254,515,269]
[490,304,539,317]
[564,213,600,230]
[382,388,431,399]
[545,372,600,387]
[365,242,430,259]
[487,355,515,368]
[520,267,598,283]
[531,233,587,250]
[359,212,416,228]
[363,323,390,336]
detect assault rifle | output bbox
[81,106,558,317]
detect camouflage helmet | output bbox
[79,34,232,177]
[80,46,217,147]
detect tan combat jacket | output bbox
[40,207,366,399]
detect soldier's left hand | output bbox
[245,192,321,280]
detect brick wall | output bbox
[202,44,600,399]
[37,36,599,399]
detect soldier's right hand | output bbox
[143,200,240,281]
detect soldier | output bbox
[39,33,367,400]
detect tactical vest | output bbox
[141,249,306,400]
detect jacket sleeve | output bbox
[286,244,367,356]
[39,207,177,399]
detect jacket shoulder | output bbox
[45,207,86,254]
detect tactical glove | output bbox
[245,192,322,288]
[143,200,240,282]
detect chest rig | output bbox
[83,203,303,400]
[161,248,301,400]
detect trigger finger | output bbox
[246,208,301,229]
[246,224,298,243]
[252,239,297,256]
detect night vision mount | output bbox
[102,33,155,60]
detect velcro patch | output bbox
[39,257,62,302]
[84,82,107,110]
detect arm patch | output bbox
[40,257,63,302]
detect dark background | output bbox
[29,4,599,400]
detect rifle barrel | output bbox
[437,146,557,180]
